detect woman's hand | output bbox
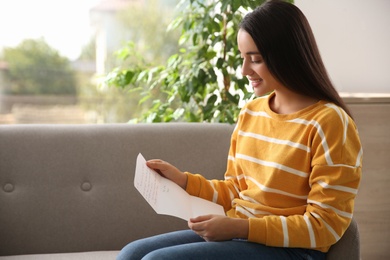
[188,215,249,242]
[146,159,188,190]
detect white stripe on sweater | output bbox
[235,205,257,218]
[325,103,349,145]
[280,216,289,247]
[287,118,334,165]
[245,175,308,200]
[242,108,271,118]
[238,130,311,152]
[228,155,235,162]
[317,180,358,195]
[308,199,353,219]
[311,212,340,242]
[355,147,363,167]
[304,214,316,248]
[208,180,219,203]
[234,203,273,217]
[237,153,309,178]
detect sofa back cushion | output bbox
[0,123,234,256]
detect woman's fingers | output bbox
[146,159,188,189]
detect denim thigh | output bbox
[117,230,326,260]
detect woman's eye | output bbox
[250,56,263,64]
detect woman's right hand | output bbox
[146,159,188,190]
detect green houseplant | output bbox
[107,0,292,124]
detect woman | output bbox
[118,1,362,259]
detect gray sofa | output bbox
[0,123,359,259]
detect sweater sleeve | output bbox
[247,105,362,252]
[185,121,242,212]
[185,103,254,212]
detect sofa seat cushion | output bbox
[0,251,119,260]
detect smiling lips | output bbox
[248,78,263,87]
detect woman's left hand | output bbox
[188,215,249,242]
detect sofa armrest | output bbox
[326,218,360,260]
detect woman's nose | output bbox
[241,61,252,76]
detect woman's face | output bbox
[237,29,282,96]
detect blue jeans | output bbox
[117,230,326,260]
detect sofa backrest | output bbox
[0,123,234,256]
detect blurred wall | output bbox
[295,0,390,94]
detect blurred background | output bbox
[0,0,389,124]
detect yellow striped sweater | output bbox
[186,93,362,252]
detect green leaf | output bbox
[167,16,183,32]
[216,58,224,68]
[232,0,241,12]
[207,94,218,106]
[139,93,151,104]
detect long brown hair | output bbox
[240,0,353,118]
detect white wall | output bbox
[295,0,390,94]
